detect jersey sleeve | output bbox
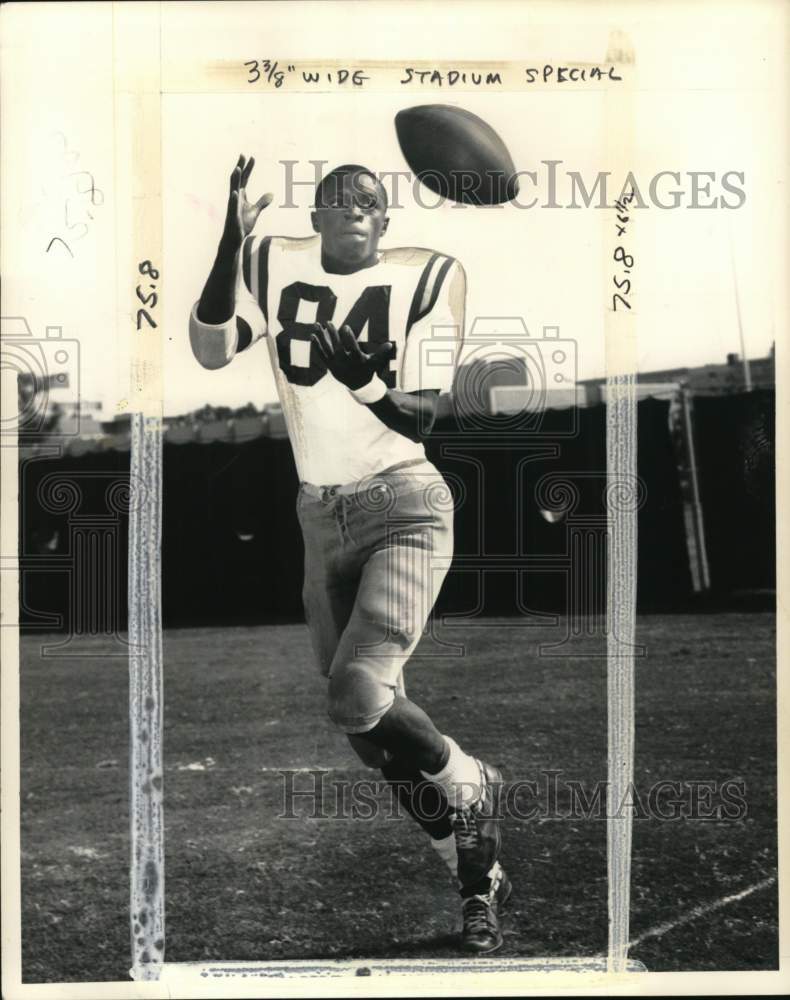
[189,235,268,371]
[400,256,466,393]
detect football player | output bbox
[190,155,510,952]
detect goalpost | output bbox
[119,6,644,982]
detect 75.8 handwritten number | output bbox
[136,260,159,330]
[612,246,633,312]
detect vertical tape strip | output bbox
[128,414,164,980]
[113,1,165,981]
[606,373,637,972]
[603,31,637,975]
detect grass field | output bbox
[19,613,777,982]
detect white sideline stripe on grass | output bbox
[629,874,777,948]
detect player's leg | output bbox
[349,673,456,872]
[380,666,455,863]
[297,483,453,854]
[381,755,457,875]
[326,476,487,809]
[354,681,508,952]
[325,466,509,950]
[358,691,503,871]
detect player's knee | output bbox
[327,659,395,734]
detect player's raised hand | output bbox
[311,322,394,391]
[223,154,273,248]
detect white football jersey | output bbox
[192,234,464,486]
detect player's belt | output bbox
[300,459,431,503]
[300,481,360,502]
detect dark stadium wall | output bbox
[17,394,775,634]
[692,390,775,596]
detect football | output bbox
[395,104,519,206]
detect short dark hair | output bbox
[314,164,388,209]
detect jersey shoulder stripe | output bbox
[244,234,320,319]
[256,237,272,321]
[406,252,456,335]
[241,234,271,316]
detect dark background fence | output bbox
[18,391,775,634]
[693,391,775,596]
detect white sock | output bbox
[421,735,482,810]
[429,832,458,876]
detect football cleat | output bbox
[460,861,512,954]
[450,759,504,888]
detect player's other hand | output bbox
[311,323,394,391]
[222,154,273,249]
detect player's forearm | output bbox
[366,388,439,442]
[197,234,243,324]
[190,236,244,370]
